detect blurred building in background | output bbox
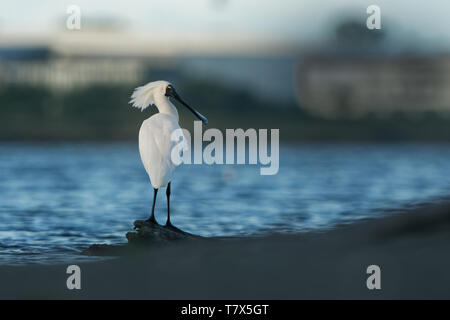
[0,30,179,90]
[296,54,450,118]
[2,1,450,141]
[294,18,450,118]
[0,54,148,89]
[2,1,450,119]
[0,28,296,103]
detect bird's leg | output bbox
[164,183,185,234]
[165,182,172,227]
[147,188,158,224]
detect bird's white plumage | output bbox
[130,80,170,111]
[130,80,185,189]
[138,113,182,188]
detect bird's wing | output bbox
[139,114,184,188]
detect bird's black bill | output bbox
[166,86,208,124]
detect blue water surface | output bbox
[1,142,450,264]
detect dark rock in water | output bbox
[82,220,203,257]
[126,220,203,245]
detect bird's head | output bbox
[130,80,208,124]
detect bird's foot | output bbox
[165,222,186,234]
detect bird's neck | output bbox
[154,95,179,121]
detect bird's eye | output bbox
[167,85,172,89]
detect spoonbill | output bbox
[129,80,208,230]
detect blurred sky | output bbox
[1,0,450,50]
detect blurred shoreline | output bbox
[1,200,450,299]
[3,83,450,142]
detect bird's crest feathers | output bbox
[129,80,170,111]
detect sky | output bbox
[1,0,450,49]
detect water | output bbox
[1,142,450,265]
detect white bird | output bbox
[129,80,207,230]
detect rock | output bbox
[126,220,203,245]
[82,220,203,256]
